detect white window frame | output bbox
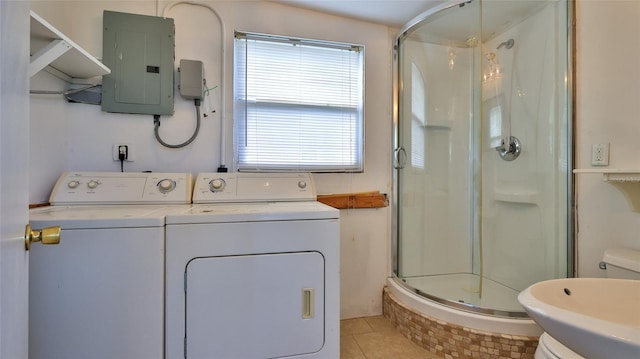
[233,31,365,172]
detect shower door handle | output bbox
[394,147,407,169]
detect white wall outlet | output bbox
[112,143,135,161]
[591,143,609,166]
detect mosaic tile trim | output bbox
[382,287,538,359]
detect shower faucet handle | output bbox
[496,136,521,161]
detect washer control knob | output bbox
[158,179,176,193]
[67,180,80,189]
[209,178,226,192]
[87,180,99,189]
[298,180,307,189]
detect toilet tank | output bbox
[601,248,640,279]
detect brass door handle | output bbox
[25,224,61,250]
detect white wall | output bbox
[27,0,640,320]
[29,0,393,319]
[575,1,640,277]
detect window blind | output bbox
[234,32,364,172]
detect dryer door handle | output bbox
[302,288,315,319]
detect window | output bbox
[234,32,364,172]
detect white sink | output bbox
[518,278,640,358]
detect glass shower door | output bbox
[394,0,481,305]
[393,0,571,316]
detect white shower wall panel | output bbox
[481,2,568,292]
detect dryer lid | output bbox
[165,201,338,224]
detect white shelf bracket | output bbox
[29,11,110,82]
[602,172,640,212]
[574,169,640,212]
[29,39,72,78]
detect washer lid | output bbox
[166,201,339,224]
[29,205,187,229]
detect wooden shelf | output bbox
[317,191,388,209]
[30,11,110,82]
[574,169,640,212]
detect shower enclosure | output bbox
[392,0,572,317]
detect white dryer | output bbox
[29,171,193,359]
[165,172,340,359]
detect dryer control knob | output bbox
[298,180,307,189]
[158,179,176,193]
[67,180,80,189]
[209,178,226,192]
[87,180,100,189]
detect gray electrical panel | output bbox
[179,59,204,100]
[101,11,175,115]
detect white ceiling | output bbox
[272,1,553,45]
[271,0,446,28]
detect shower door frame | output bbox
[391,0,576,318]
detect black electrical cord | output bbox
[154,99,201,149]
[118,146,126,172]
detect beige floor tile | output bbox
[353,331,438,359]
[340,317,373,336]
[363,315,398,334]
[341,316,442,359]
[340,335,366,359]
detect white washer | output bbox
[165,172,340,359]
[29,171,193,359]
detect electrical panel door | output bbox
[102,11,174,115]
